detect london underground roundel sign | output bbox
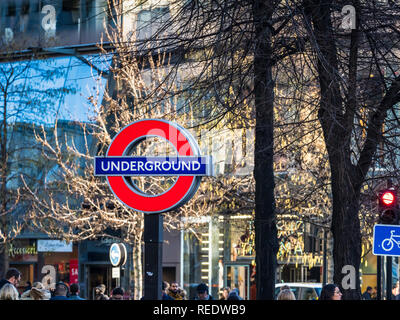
[94,119,213,214]
[109,243,127,267]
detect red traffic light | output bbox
[381,191,396,206]
[378,189,399,224]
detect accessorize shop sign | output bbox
[8,242,38,257]
[37,240,73,252]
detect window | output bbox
[136,6,171,41]
[6,2,16,17]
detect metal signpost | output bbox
[109,243,127,288]
[374,186,400,300]
[96,119,213,300]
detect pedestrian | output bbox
[49,282,69,300]
[167,282,185,300]
[110,287,124,300]
[227,293,240,300]
[277,289,296,300]
[95,284,109,300]
[362,286,373,300]
[180,288,188,300]
[391,283,400,300]
[69,283,85,300]
[227,288,243,300]
[124,289,133,300]
[280,285,291,291]
[162,281,174,300]
[395,281,400,300]
[220,287,230,300]
[319,284,342,300]
[0,283,19,300]
[23,281,32,292]
[250,279,257,300]
[0,267,22,291]
[195,283,214,300]
[21,282,51,300]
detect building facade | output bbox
[0,0,335,300]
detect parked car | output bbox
[275,282,322,300]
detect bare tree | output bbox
[110,0,309,299]
[298,0,400,299]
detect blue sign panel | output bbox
[109,244,121,266]
[373,224,400,256]
[95,156,211,176]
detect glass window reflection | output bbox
[0,0,110,49]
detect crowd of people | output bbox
[0,267,240,301]
[276,283,343,300]
[0,267,131,301]
[0,267,386,301]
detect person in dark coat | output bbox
[49,282,69,300]
[319,284,342,300]
[362,286,373,300]
[23,281,32,292]
[110,287,124,300]
[0,268,22,292]
[95,284,109,300]
[69,283,85,300]
[162,281,174,300]
[195,283,214,300]
[167,282,186,300]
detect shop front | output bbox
[182,214,256,300]
[9,237,132,299]
[181,215,326,299]
[9,238,79,294]
[78,239,132,299]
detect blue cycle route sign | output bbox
[373,224,400,256]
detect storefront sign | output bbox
[94,119,213,213]
[112,267,120,279]
[41,265,56,290]
[37,240,73,252]
[8,242,37,257]
[69,259,79,285]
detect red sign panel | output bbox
[69,259,79,285]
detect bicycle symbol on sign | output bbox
[381,230,400,251]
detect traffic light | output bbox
[378,189,399,224]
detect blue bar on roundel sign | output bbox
[373,224,400,257]
[94,156,212,176]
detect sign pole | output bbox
[322,228,327,287]
[143,213,163,300]
[387,256,392,300]
[377,255,382,300]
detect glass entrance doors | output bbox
[87,265,115,299]
[224,263,250,300]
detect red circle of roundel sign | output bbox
[94,119,213,213]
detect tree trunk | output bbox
[304,0,392,299]
[0,243,9,278]
[330,163,362,299]
[132,238,143,300]
[252,0,279,300]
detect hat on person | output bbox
[96,284,106,294]
[196,283,209,293]
[112,287,124,296]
